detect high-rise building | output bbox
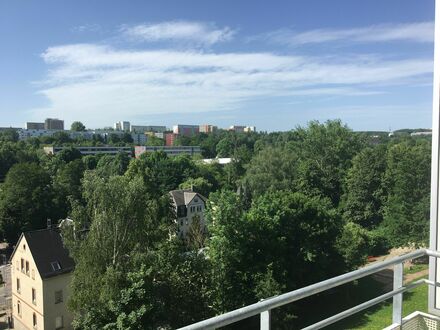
[114,121,130,131]
[25,122,44,130]
[165,133,178,146]
[173,124,199,137]
[44,118,64,130]
[199,124,218,134]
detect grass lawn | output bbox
[329,276,428,329]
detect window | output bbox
[51,261,61,271]
[55,290,63,304]
[55,316,63,329]
[33,313,37,328]
[17,300,21,317]
[20,258,24,273]
[26,261,30,275]
[16,278,20,293]
[23,244,26,251]
[32,288,36,305]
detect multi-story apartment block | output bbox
[25,122,45,130]
[199,124,218,134]
[165,133,178,146]
[244,126,256,133]
[229,125,256,133]
[134,146,201,158]
[44,119,64,130]
[114,121,130,131]
[131,132,147,145]
[169,190,207,239]
[130,125,167,133]
[44,146,133,156]
[18,129,60,140]
[11,228,74,330]
[173,125,199,137]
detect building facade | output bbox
[172,125,200,137]
[25,122,45,130]
[169,190,207,239]
[134,146,201,158]
[44,119,64,131]
[114,121,130,131]
[165,133,178,146]
[11,229,74,330]
[130,125,167,133]
[44,146,133,156]
[199,125,218,134]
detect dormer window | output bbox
[50,261,61,271]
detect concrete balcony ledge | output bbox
[384,311,440,330]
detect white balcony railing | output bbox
[178,249,440,330]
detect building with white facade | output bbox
[169,190,207,239]
[114,121,130,131]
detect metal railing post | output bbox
[392,262,404,325]
[260,310,271,330]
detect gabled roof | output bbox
[169,189,207,207]
[15,229,75,279]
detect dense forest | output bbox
[0,120,432,329]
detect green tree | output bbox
[57,147,82,163]
[342,145,387,228]
[382,140,431,247]
[0,129,19,142]
[206,190,345,323]
[52,159,86,219]
[65,172,211,329]
[71,121,86,131]
[292,120,365,206]
[95,153,131,177]
[179,177,213,197]
[126,152,196,194]
[0,163,54,243]
[243,146,299,198]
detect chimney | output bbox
[47,219,52,229]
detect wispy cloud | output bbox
[33,42,432,127]
[256,22,434,46]
[120,21,235,45]
[71,24,102,33]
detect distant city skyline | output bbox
[0,0,435,131]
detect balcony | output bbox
[178,249,440,329]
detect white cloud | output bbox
[71,24,101,33]
[33,43,432,127]
[120,21,235,45]
[257,22,434,45]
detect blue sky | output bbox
[0,0,435,131]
